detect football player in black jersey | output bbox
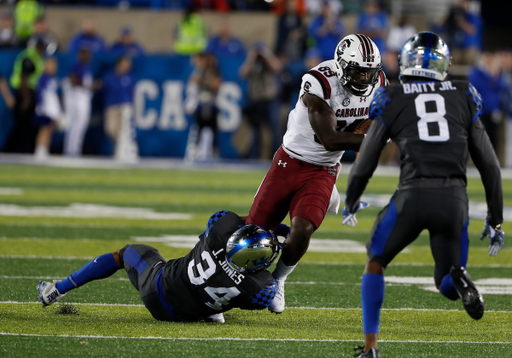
[342,32,504,358]
[37,211,290,323]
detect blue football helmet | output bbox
[398,31,451,83]
[226,225,280,273]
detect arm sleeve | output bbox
[468,118,503,226]
[345,118,389,213]
[300,71,331,102]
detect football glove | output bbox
[480,222,504,256]
[341,201,369,227]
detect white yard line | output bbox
[0,332,510,344]
[2,255,510,269]
[1,301,511,314]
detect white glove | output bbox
[480,222,504,256]
[341,201,370,227]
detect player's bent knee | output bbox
[112,250,122,268]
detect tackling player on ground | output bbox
[37,211,290,323]
[342,32,504,358]
[246,34,388,314]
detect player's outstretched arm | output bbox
[304,93,364,152]
[468,118,503,228]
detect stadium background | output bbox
[1,1,512,357]
[0,0,511,160]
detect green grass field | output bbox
[0,163,511,357]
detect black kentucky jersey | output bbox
[346,80,502,225]
[161,211,276,319]
[372,80,483,183]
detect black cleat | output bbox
[450,266,484,320]
[354,346,381,358]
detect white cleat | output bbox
[268,279,285,314]
[37,280,66,307]
[204,313,225,323]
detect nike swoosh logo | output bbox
[94,258,98,263]
[461,278,468,288]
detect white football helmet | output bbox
[333,34,383,96]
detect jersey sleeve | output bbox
[301,70,332,102]
[468,118,503,226]
[238,273,277,310]
[345,118,389,213]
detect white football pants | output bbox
[63,88,92,156]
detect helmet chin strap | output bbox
[348,83,370,96]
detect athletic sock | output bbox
[440,273,459,301]
[271,259,297,281]
[56,253,120,294]
[361,273,385,334]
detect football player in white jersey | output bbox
[246,34,388,313]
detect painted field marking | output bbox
[2,301,511,313]
[0,203,191,220]
[1,255,511,269]
[0,188,22,195]
[132,235,405,254]
[386,276,512,295]
[0,332,511,344]
[340,194,512,222]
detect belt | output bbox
[281,146,337,171]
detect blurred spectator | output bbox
[173,4,207,56]
[205,20,246,58]
[239,42,282,159]
[241,0,271,11]
[192,0,229,11]
[384,15,414,85]
[274,0,307,61]
[101,56,136,159]
[110,27,144,56]
[271,0,306,16]
[0,11,20,49]
[444,0,481,65]
[184,52,221,161]
[356,0,389,55]
[27,17,58,55]
[306,0,342,16]
[341,0,363,14]
[13,0,44,45]
[468,51,505,154]
[68,19,106,54]
[33,57,62,159]
[150,0,190,10]
[307,2,344,61]
[304,47,322,70]
[63,47,93,156]
[386,15,416,53]
[501,49,512,167]
[5,39,46,153]
[0,70,15,109]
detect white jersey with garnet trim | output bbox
[282,60,386,167]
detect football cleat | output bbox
[354,346,381,358]
[37,280,66,307]
[204,313,225,323]
[268,279,285,314]
[450,266,484,320]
